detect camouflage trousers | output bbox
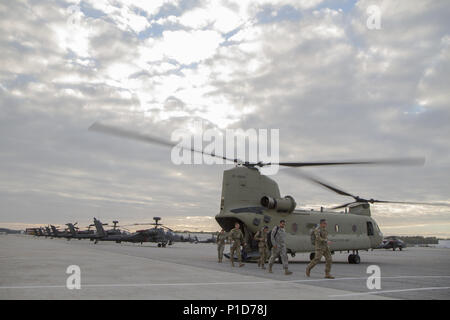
[307,247,332,274]
[268,245,288,269]
[230,241,242,264]
[217,244,225,262]
[258,246,268,266]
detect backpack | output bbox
[310,228,317,245]
[267,226,279,250]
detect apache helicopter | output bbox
[89,122,449,264]
[92,217,175,246]
[49,225,71,238]
[66,222,96,240]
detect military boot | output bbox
[284,268,292,275]
[325,274,335,279]
[306,267,311,277]
[268,265,273,273]
[239,263,245,267]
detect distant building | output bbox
[437,240,450,248]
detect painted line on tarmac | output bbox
[1,275,450,290]
[329,286,450,297]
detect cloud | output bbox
[1,0,449,236]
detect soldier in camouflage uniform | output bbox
[228,222,245,267]
[216,229,227,263]
[268,220,292,275]
[254,226,269,269]
[306,219,334,279]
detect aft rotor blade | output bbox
[331,202,358,210]
[287,170,357,198]
[369,200,450,207]
[277,158,425,167]
[89,122,237,164]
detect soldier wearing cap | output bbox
[254,226,269,269]
[228,222,245,267]
[216,229,228,263]
[306,219,334,279]
[268,220,292,275]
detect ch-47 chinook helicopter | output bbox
[89,122,449,264]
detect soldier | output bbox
[268,220,292,275]
[254,226,269,269]
[306,219,334,279]
[216,229,227,263]
[228,222,246,267]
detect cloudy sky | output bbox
[1,0,449,236]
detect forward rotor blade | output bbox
[89,122,237,164]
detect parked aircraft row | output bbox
[26,217,194,247]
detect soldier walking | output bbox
[254,226,269,269]
[306,219,334,279]
[216,229,227,263]
[268,220,292,275]
[229,222,245,267]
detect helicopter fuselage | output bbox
[215,166,383,256]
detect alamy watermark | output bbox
[170,120,280,175]
[366,5,382,30]
[66,265,81,290]
[366,265,381,290]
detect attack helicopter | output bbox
[91,217,175,246]
[89,122,449,264]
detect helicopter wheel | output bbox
[157,243,161,247]
[309,252,315,261]
[162,243,167,248]
[348,254,361,264]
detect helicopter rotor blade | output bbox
[330,202,358,210]
[90,122,425,169]
[367,199,450,207]
[161,225,174,232]
[89,122,237,164]
[276,158,425,168]
[286,169,357,199]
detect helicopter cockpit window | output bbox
[367,221,374,236]
[335,224,339,233]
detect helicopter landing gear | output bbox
[348,251,361,264]
[309,252,315,261]
[157,242,167,248]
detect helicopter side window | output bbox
[335,224,339,233]
[367,221,374,236]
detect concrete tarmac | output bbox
[1,235,449,299]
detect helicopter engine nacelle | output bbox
[260,195,296,213]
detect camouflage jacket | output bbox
[314,227,329,249]
[216,232,227,246]
[254,229,268,248]
[229,228,244,244]
[271,226,286,248]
